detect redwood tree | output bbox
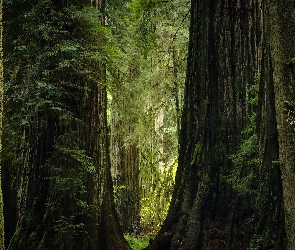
[0,0,4,248]
[146,1,284,249]
[110,84,141,234]
[2,0,129,249]
[268,1,295,249]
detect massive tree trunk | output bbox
[0,0,4,248]
[146,1,284,249]
[268,1,295,249]
[2,0,129,249]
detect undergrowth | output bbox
[125,234,151,250]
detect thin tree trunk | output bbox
[109,55,141,234]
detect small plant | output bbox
[124,234,150,250]
[223,72,260,196]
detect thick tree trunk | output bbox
[0,0,4,248]
[2,1,129,249]
[268,1,295,249]
[146,1,284,249]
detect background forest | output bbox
[0,0,295,250]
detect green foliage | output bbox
[45,134,98,234]
[224,73,260,196]
[226,134,259,195]
[191,141,202,165]
[128,0,158,12]
[107,0,189,234]
[4,3,106,127]
[248,84,259,106]
[4,3,104,125]
[140,157,177,232]
[54,216,86,235]
[222,70,282,248]
[290,57,295,65]
[249,232,275,250]
[3,0,106,240]
[224,129,259,196]
[126,0,158,56]
[284,100,295,128]
[124,234,150,250]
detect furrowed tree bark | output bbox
[2,0,129,249]
[268,1,295,249]
[110,119,140,234]
[110,63,141,234]
[146,1,284,249]
[0,0,4,248]
[255,1,285,247]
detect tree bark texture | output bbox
[268,1,295,249]
[2,0,129,249]
[0,0,5,248]
[109,60,141,234]
[146,1,284,249]
[110,124,140,234]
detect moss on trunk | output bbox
[146,1,285,249]
[269,1,295,249]
[0,0,4,248]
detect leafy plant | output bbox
[223,73,260,196]
[226,134,259,195]
[140,157,177,232]
[125,234,151,250]
[3,1,106,240]
[107,0,189,234]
